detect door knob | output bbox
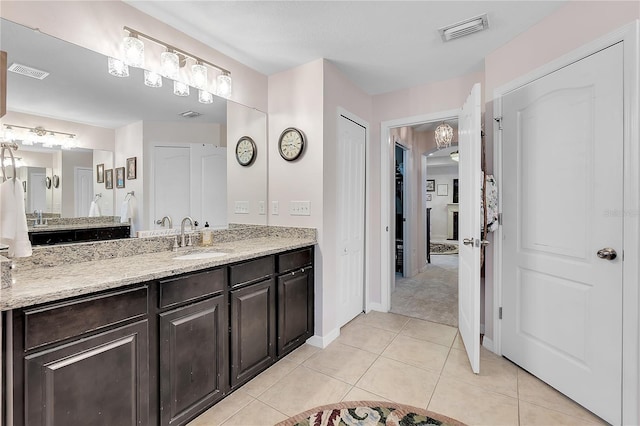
[597,248,617,260]
[480,240,490,246]
[463,238,474,246]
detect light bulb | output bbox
[161,51,179,80]
[192,63,208,90]
[3,126,15,141]
[216,73,232,98]
[198,90,214,104]
[144,70,162,88]
[108,57,129,77]
[123,35,144,67]
[173,80,190,97]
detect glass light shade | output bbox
[20,138,34,146]
[123,36,144,67]
[173,80,190,97]
[144,70,162,88]
[198,90,214,104]
[64,135,78,149]
[3,126,15,141]
[108,57,129,77]
[434,122,454,149]
[191,63,208,90]
[216,73,232,98]
[450,150,459,162]
[161,51,179,79]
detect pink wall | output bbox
[0,1,268,111]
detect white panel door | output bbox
[28,171,47,213]
[458,83,482,374]
[74,167,93,217]
[501,43,623,424]
[337,115,366,328]
[153,146,190,228]
[190,144,227,229]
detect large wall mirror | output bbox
[0,18,268,237]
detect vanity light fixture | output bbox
[108,26,233,101]
[450,150,459,162]
[434,122,454,149]
[1,124,79,149]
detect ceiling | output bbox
[126,0,566,95]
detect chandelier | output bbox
[434,122,454,149]
[108,26,233,102]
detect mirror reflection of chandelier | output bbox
[434,122,454,149]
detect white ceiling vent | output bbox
[8,63,50,80]
[439,13,489,42]
[179,110,202,118]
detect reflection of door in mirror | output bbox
[74,167,93,217]
[153,144,227,229]
[26,168,48,212]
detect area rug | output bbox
[275,401,466,426]
[430,242,458,255]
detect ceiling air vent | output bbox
[8,63,50,80]
[179,111,201,118]
[439,13,489,42]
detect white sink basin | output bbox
[174,252,227,260]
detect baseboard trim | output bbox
[482,336,495,353]
[306,327,340,349]
[367,303,386,313]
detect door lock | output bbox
[463,238,474,246]
[597,247,617,260]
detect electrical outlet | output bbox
[234,201,249,214]
[272,200,279,215]
[289,201,311,216]
[258,201,265,215]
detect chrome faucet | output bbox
[180,216,195,247]
[33,209,43,226]
[156,215,173,228]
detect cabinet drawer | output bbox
[159,268,225,309]
[24,286,148,351]
[277,247,313,274]
[229,256,274,288]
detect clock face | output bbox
[278,128,305,161]
[235,137,256,166]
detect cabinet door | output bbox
[24,321,149,426]
[277,268,314,356]
[230,279,276,388]
[159,295,228,426]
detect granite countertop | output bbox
[1,236,316,311]
[28,222,131,233]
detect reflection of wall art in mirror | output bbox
[22,180,26,193]
[52,175,60,188]
[437,183,448,196]
[105,169,113,189]
[97,164,104,183]
[426,179,435,192]
[45,176,51,189]
[116,167,125,188]
[126,157,137,180]
[426,193,432,202]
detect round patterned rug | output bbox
[275,401,466,426]
[430,242,459,255]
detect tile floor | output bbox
[188,311,607,426]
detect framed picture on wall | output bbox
[126,157,137,180]
[426,179,435,192]
[437,183,448,196]
[96,164,104,183]
[116,167,125,188]
[105,169,113,189]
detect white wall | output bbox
[93,149,114,216]
[115,122,144,235]
[426,168,458,241]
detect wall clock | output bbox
[278,127,305,161]
[235,136,257,166]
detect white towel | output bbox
[0,178,32,257]
[88,200,101,217]
[120,198,134,223]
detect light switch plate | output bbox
[272,200,279,215]
[234,201,249,214]
[258,201,265,215]
[289,201,311,216]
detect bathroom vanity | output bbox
[1,228,315,426]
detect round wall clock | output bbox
[235,136,257,166]
[278,127,305,161]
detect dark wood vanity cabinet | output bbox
[276,248,314,357]
[11,285,151,426]
[158,269,228,426]
[229,256,276,388]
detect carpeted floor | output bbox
[276,401,465,426]
[391,254,458,327]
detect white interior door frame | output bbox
[380,109,460,311]
[492,21,639,425]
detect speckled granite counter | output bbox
[1,227,316,311]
